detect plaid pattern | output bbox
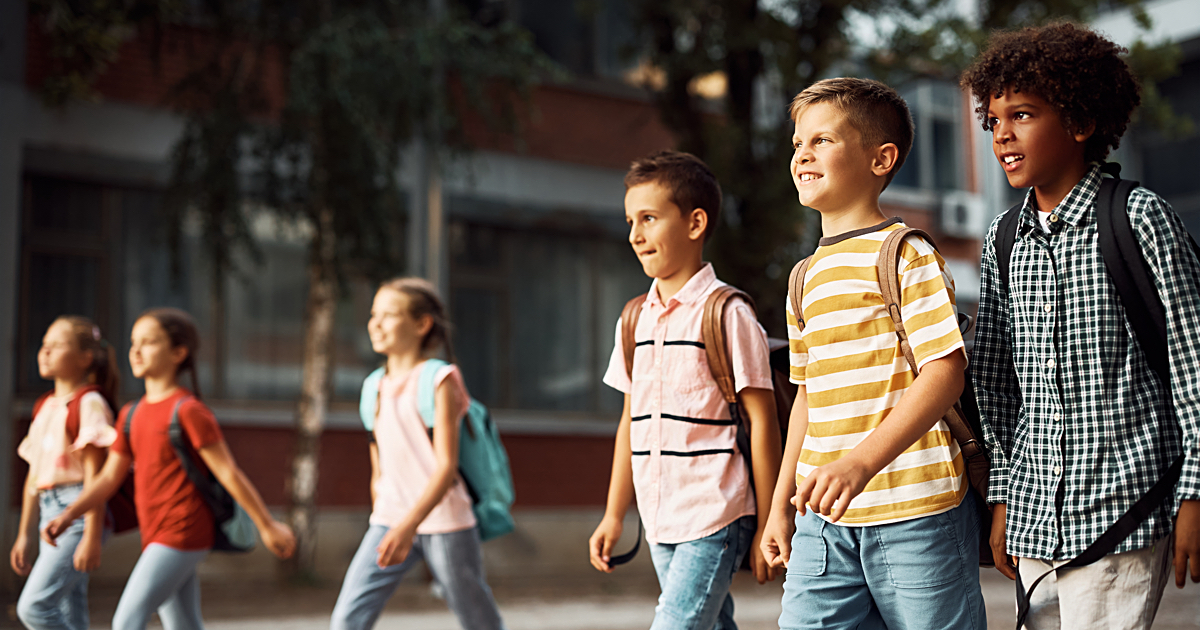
[973,165,1200,560]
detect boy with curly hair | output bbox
[963,21,1200,628]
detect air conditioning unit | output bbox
[939,191,986,238]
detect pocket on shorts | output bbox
[786,513,827,577]
[874,509,964,589]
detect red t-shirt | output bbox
[113,390,224,551]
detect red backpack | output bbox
[32,386,138,534]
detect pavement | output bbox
[55,568,1198,629]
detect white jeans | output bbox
[1017,538,1173,630]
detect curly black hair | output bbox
[960,22,1141,164]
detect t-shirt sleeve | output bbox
[725,300,774,393]
[73,391,117,451]
[435,365,472,421]
[785,288,809,385]
[897,235,966,370]
[179,399,224,450]
[111,404,133,457]
[601,318,632,394]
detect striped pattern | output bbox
[786,221,967,525]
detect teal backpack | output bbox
[359,359,515,541]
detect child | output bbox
[12,316,119,630]
[759,78,985,629]
[330,278,506,630]
[42,307,295,630]
[588,150,782,630]
[964,22,1200,628]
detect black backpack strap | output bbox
[123,398,141,448]
[607,518,643,567]
[167,397,233,523]
[994,202,1022,292]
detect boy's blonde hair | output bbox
[789,78,914,190]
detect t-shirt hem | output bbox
[645,509,755,545]
[817,489,966,528]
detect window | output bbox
[892,80,965,192]
[515,0,638,79]
[449,217,645,416]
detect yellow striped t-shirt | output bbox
[785,219,967,526]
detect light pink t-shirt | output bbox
[18,390,116,492]
[603,264,774,544]
[369,362,477,534]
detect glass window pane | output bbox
[19,253,102,392]
[28,176,104,235]
[933,119,960,191]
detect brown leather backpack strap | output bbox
[788,257,813,334]
[621,294,648,379]
[702,286,756,404]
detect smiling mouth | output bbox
[1003,155,1024,166]
[799,173,822,182]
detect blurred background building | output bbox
[1,0,1196,600]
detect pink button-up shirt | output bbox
[603,264,773,544]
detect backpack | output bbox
[359,360,516,542]
[33,385,138,534]
[124,397,257,553]
[788,226,994,567]
[993,172,1196,628]
[609,285,792,567]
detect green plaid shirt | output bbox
[974,165,1200,560]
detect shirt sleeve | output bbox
[111,404,133,458]
[601,318,632,394]
[1132,189,1200,501]
[785,288,808,385]
[971,214,1022,505]
[72,391,117,451]
[897,234,965,370]
[179,399,224,451]
[435,365,472,421]
[725,300,773,393]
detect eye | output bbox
[792,140,802,149]
[985,117,998,131]
[1014,111,1030,120]
[815,138,830,144]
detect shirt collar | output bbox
[1016,164,1103,237]
[646,263,718,308]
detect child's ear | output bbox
[416,313,435,338]
[1072,122,1095,143]
[170,344,189,369]
[687,208,708,242]
[871,143,900,178]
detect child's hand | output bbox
[990,503,1017,580]
[792,457,870,523]
[262,520,296,559]
[41,514,73,547]
[748,529,780,584]
[73,532,102,572]
[588,515,624,573]
[376,524,416,568]
[10,534,36,576]
[759,510,793,570]
[1174,499,1200,588]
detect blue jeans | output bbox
[647,515,755,630]
[330,525,505,630]
[779,493,986,630]
[112,543,209,630]
[17,484,89,630]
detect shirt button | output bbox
[1053,465,1062,475]
[1052,413,1061,422]
[1046,358,1056,368]
[1043,304,1053,313]
[1049,214,1059,223]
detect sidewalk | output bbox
[74,569,1199,629]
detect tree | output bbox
[628,0,1187,334]
[31,0,554,578]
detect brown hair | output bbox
[960,22,1140,164]
[378,278,456,364]
[138,308,203,399]
[624,150,722,242]
[789,78,915,190]
[54,315,120,412]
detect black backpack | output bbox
[993,169,1197,628]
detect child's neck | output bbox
[818,202,889,238]
[53,375,88,399]
[143,374,180,403]
[654,258,705,304]
[386,349,431,377]
[1032,161,1090,215]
